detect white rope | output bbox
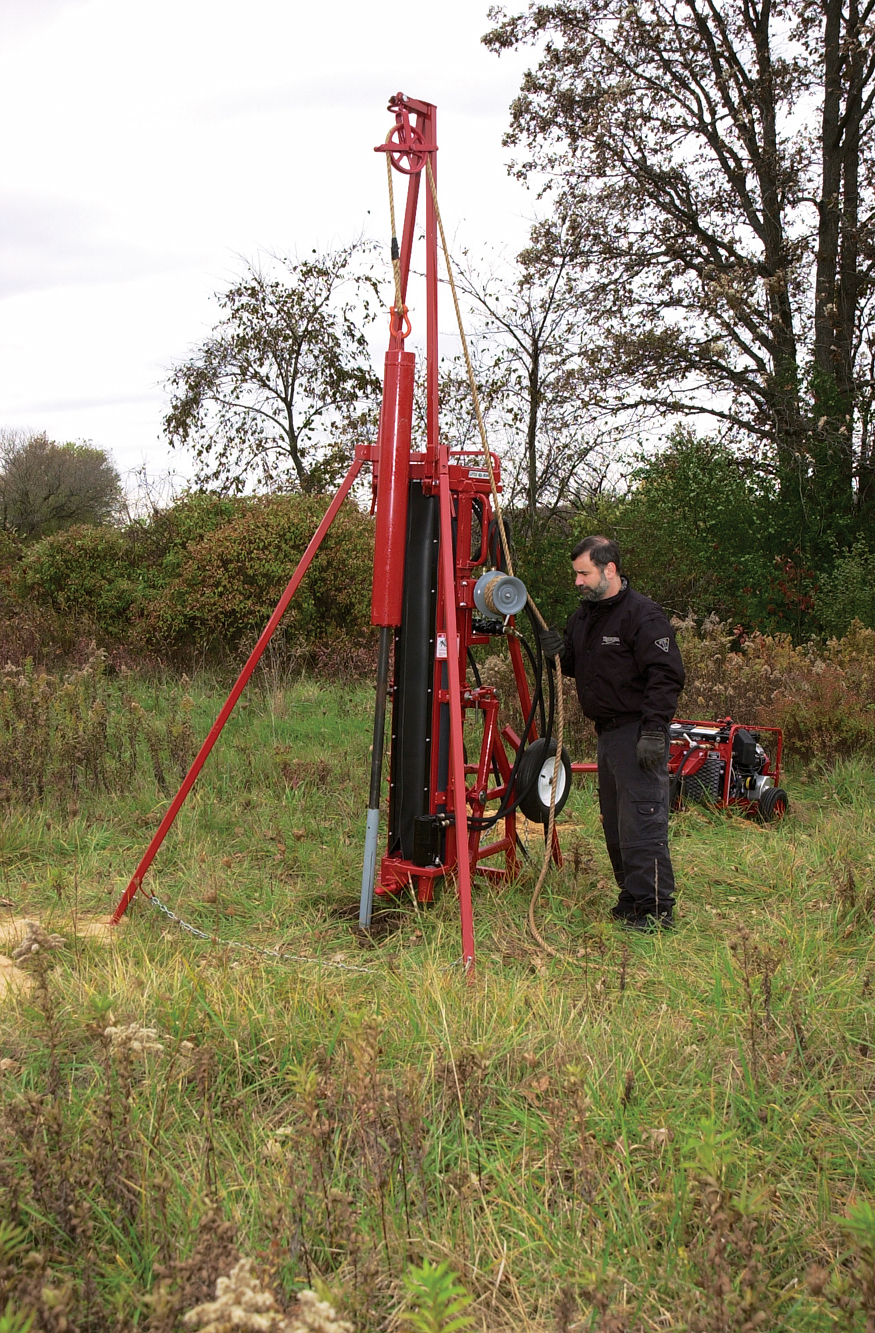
[421,159,568,959]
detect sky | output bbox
[0,0,536,490]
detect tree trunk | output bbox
[526,349,540,530]
[810,0,866,531]
[814,0,844,383]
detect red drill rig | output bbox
[111,93,572,975]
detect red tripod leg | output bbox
[111,459,364,924]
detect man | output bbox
[541,537,685,930]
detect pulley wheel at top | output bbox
[385,123,428,174]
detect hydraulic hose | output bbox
[465,629,556,832]
[524,605,548,737]
[463,648,542,830]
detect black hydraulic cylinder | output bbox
[388,482,439,860]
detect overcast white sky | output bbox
[0,0,536,487]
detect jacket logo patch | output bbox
[601,636,620,644]
[654,637,670,653]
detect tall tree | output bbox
[0,429,122,537]
[453,227,614,531]
[484,0,875,546]
[164,243,383,494]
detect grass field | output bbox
[1,672,874,1331]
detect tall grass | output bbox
[1,674,874,1330]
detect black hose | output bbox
[454,607,559,834]
[465,626,558,832]
[669,742,699,809]
[525,604,548,737]
[465,652,544,830]
[517,629,547,737]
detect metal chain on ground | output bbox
[420,158,567,960]
[149,891,466,975]
[147,892,377,974]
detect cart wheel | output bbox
[514,738,572,823]
[757,786,789,821]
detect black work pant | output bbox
[597,720,676,916]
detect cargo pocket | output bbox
[635,801,666,841]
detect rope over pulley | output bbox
[473,570,528,618]
[383,130,411,341]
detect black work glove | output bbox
[637,730,665,771]
[539,627,565,661]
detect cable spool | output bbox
[473,570,528,617]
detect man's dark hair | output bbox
[571,535,622,574]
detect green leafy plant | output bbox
[836,1200,875,1321]
[809,1200,875,1326]
[0,1303,34,1333]
[815,541,875,637]
[400,1261,474,1333]
[141,495,374,654]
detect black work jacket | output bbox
[559,580,685,733]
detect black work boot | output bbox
[623,910,674,933]
[609,890,637,922]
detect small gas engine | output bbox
[669,718,789,820]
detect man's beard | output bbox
[580,573,610,601]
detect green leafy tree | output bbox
[484,0,875,550]
[141,494,374,652]
[815,539,875,634]
[21,493,375,656]
[611,430,778,622]
[164,243,383,494]
[20,525,140,639]
[0,429,122,538]
[19,493,242,642]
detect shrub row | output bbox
[509,433,875,640]
[5,469,875,670]
[3,483,875,768]
[1,493,376,669]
